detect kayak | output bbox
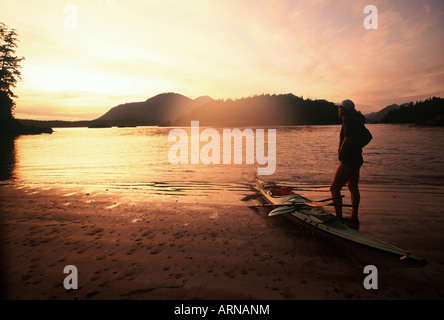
[255,176,426,268]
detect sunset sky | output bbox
[2,0,443,120]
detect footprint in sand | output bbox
[105,203,119,209]
[209,212,218,220]
[85,228,104,237]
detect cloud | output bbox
[4,0,444,118]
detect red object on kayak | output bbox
[270,187,293,196]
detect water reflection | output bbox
[6,125,444,189]
[0,137,15,180]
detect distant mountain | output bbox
[192,95,214,106]
[95,93,214,126]
[94,93,345,127]
[365,103,407,123]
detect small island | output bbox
[0,117,53,137]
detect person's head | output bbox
[337,99,355,118]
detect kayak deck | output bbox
[255,176,426,268]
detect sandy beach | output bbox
[1,182,443,301]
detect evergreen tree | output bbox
[0,22,24,120]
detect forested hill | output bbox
[172,94,347,126]
[380,97,444,125]
[18,93,375,128]
[95,92,213,126]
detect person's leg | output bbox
[330,163,354,219]
[347,168,360,220]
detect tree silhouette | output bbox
[0,22,24,120]
[381,97,444,124]
[0,22,51,136]
[172,93,344,126]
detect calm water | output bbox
[2,124,444,200]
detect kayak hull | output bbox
[255,176,426,268]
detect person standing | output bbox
[330,99,370,229]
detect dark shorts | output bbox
[340,155,363,170]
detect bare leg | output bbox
[347,169,360,220]
[331,163,361,220]
[330,163,352,219]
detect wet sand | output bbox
[1,182,443,300]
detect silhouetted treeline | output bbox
[17,119,103,128]
[380,97,444,125]
[0,118,53,137]
[173,94,348,126]
[1,90,53,135]
[15,93,374,129]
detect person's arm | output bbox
[338,136,353,159]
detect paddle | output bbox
[267,201,354,208]
[248,195,345,209]
[268,202,354,216]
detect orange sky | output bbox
[2,0,444,120]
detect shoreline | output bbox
[1,182,443,300]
